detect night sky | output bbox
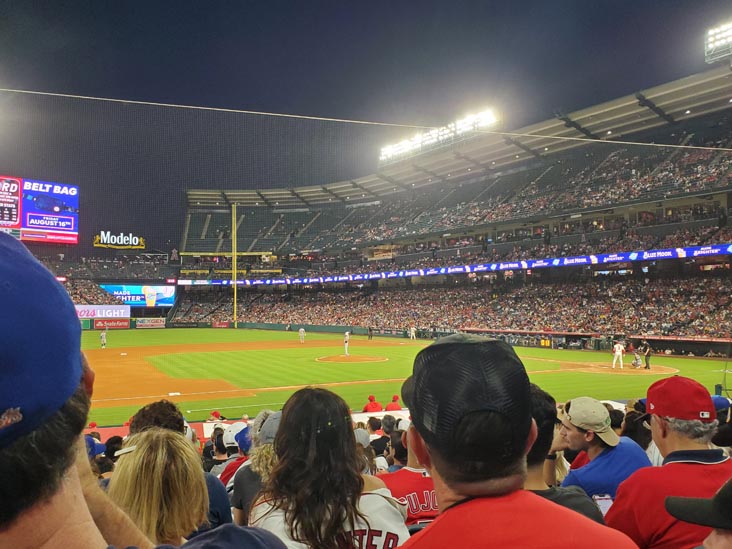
[0,1,730,253]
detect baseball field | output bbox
[81,329,732,426]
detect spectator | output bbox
[130,399,184,434]
[105,435,124,463]
[219,423,252,493]
[202,425,225,472]
[232,411,281,526]
[525,384,605,524]
[665,479,732,549]
[362,394,383,413]
[398,334,635,548]
[377,430,438,526]
[620,411,653,453]
[108,428,209,545]
[86,434,106,460]
[250,387,410,548]
[385,394,402,411]
[128,399,233,538]
[385,430,407,473]
[559,396,651,498]
[354,428,378,475]
[609,409,625,435]
[367,416,389,456]
[606,376,732,548]
[0,233,283,548]
[211,421,250,478]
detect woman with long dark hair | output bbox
[250,387,409,548]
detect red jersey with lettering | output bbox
[377,466,438,525]
[400,490,636,548]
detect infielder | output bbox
[409,326,417,340]
[100,327,107,349]
[298,327,305,344]
[344,331,350,356]
[612,340,625,369]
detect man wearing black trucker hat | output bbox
[398,333,635,548]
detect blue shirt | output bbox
[187,472,233,538]
[562,437,651,499]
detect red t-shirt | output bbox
[400,490,636,548]
[606,451,732,549]
[385,402,402,411]
[377,467,438,525]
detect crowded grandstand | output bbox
[6,13,732,548]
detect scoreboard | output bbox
[0,175,79,244]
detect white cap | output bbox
[223,422,247,447]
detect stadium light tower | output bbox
[705,20,732,65]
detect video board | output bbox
[0,175,79,244]
[99,284,176,308]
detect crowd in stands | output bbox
[290,131,732,251]
[304,218,728,279]
[40,255,176,279]
[64,278,126,305]
[200,273,732,338]
[8,232,732,548]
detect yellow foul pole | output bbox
[232,203,237,327]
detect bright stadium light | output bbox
[705,20,732,64]
[379,109,498,163]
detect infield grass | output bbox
[81,329,732,426]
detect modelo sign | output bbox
[93,230,146,250]
[75,305,131,318]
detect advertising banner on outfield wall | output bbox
[212,322,230,328]
[93,319,130,329]
[75,305,131,319]
[136,318,166,329]
[168,321,198,328]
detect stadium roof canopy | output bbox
[187,66,732,209]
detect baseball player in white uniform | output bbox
[612,341,625,369]
[100,327,107,349]
[344,331,350,356]
[409,326,417,340]
[298,327,306,344]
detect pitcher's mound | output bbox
[316,355,389,363]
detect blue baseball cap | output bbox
[85,434,106,459]
[234,424,252,454]
[0,233,82,449]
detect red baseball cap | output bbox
[368,395,375,401]
[647,376,715,422]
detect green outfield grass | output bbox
[81,329,732,426]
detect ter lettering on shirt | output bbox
[345,529,400,549]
